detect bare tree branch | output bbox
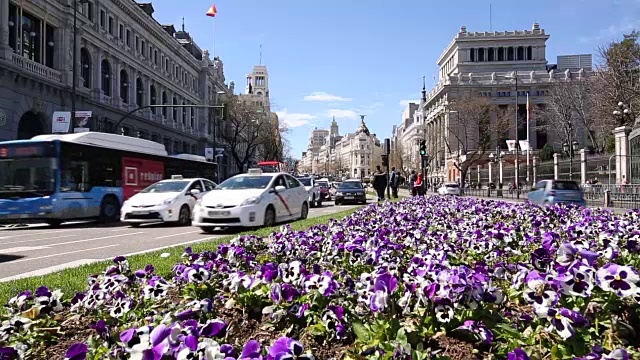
[219,95,267,172]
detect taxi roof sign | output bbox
[247,168,263,175]
[171,175,184,180]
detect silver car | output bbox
[297,177,322,207]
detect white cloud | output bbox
[327,109,359,119]
[399,100,419,107]
[303,92,352,102]
[275,109,315,128]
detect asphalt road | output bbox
[0,200,367,282]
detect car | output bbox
[297,177,322,207]
[528,180,586,207]
[192,169,310,233]
[335,179,367,205]
[316,179,331,200]
[438,182,461,196]
[120,176,216,227]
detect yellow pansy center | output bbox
[555,313,563,320]
[615,275,622,281]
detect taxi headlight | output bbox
[162,198,176,205]
[241,196,262,206]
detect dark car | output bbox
[335,180,367,205]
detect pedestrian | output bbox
[416,173,424,196]
[372,165,387,201]
[389,167,398,198]
[409,170,418,196]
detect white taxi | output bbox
[120,176,216,227]
[192,169,310,233]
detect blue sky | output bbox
[151,0,640,159]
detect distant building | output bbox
[557,54,593,71]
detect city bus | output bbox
[257,161,286,173]
[0,132,216,226]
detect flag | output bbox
[206,4,217,17]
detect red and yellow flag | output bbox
[206,4,217,17]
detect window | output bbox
[101,59,112,96]
[135,36,139,52]
[182,101,187,125]
[80,48,91,88]
[498,47,504,61]
[86,2,93,21]
[120,69,129,103]
[188,180,204,192]
[135,78,143,106]
[108,16,113,35]
[125,29,130,46]
[99,10,105,28]
[162,92,168,117]
[154,50,158,65]
[119,24,123,40]
[150,85,157,113]
[469,48,475,62]
[488,48,494,61]
[478,48,485,62]
[507,47,514,61]
[173,97,178,120]
[203,180,216,191]
[527,46,533,60]
[141,40,146,56]
[285,175,301,188]
[517,46,524,61]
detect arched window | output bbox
[469,48,475,62]
[190,105,195,128]
[507,47,514,61]
[173,96,178,121]
[136,78,143,106]
[517,47,524,61]
[487,48,494,61]
[101,59,112,96]
[527,46,533,60]
[497,47,504,61]
[477,48,485,62]
[120,69,129,103]
[80,48,91,88]
[162,91,168,117]
[150,85,157,113]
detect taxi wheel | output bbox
[178,205,191,226]
[200,226,215,234]
[264,206,276,227]
[300,202,309,220]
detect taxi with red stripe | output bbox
[192,169,310,233]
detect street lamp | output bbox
[505,71,521,197]
[488,147,505,188]
[562,139,580,180]
[72,0,89,133]
[613,102,634,126]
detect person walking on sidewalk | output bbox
[415,173,424,196]
[389,167,398,198]
[409,170,418,196]
[372,165,387,201]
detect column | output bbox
[0,0,11,59]
[477,165,481,184]
[580,149,587,185]
[553,153,559,180]
[488,162,493,184]
[499,160,504,185]
[532,156,537,184]
[614,126,632,184]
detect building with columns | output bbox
[0,0,232,168]
[396,23,593,184]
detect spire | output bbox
[181,17,185,32]
[421,76,427,102]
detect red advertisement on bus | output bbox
[122,157,165,200]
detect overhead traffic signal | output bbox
[419,140,427,156]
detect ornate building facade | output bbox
[395,23,593,183]
[0,0,231,166]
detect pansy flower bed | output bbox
[2,196,640,359]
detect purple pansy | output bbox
[64,343,88,360]
[507,348,530,360]
[268,337,314,360]
[596,264,640,297]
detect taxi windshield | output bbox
[140,181,189,193]
[298,178,312,187]
[217,175,274,190]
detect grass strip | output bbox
[0,206,364,305]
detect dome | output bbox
[355,118,370,137]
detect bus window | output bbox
[61,160,91,192]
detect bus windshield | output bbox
[0,157,56,198]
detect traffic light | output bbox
[419,140,427,156]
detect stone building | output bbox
[396,23,593,183]
[0,0,231,167]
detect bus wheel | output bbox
[99,196,120,223]
[46,220,63,227]
[178,205,191,226]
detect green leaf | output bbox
[352,322,372,342]
[551,344,562,360]
[396,327,408,344]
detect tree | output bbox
[219,95,268,173]
[592,31,640,128]
[443,93,511,187]
[257,114,288,162]
[390,138,408,176]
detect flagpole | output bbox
[526,92,530,187]
[212,16,216,59]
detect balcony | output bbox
[11,53,61,82]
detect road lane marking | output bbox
[0,246,50,254]
[111,228,136,232]
[0,234,78,246]
[42,232,144,248]
[0,259,99,282]
[6,244,120,264]
[155,230,201,239]
[0,228,88,238]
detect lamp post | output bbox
[613,101,634,125]
[562,138,579,180]
[488,146,505,188]
[211,90,226,182]
[505,71,520,197]
[71,0,89,133]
